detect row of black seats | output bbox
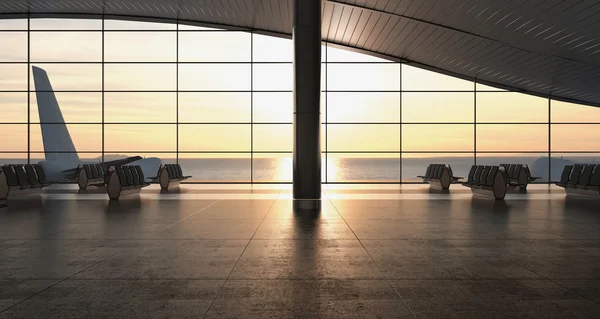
[556,164,600,190]
[82,164,106,182]
[417,164,462,181]
[114,165,150,187]
[499,164,540,186]
[2,164,50,189]
[163,164,191,181]
[462,165,502,189]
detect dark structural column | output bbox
[293,0,322,210]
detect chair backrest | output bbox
[465,165,476,184]
[115,166,128,186]
[559,165,573,184]
[135,166,146,184]
[24,164,40,185]
[96,164,105,178]
[472,166,484,185]
[523,165,532,178]
[2,165,19,186]
[589,165,600,186]
[446,165,454,178]
[435,164,444,179]
[14,165,30,186]
[507,164,516,178]
[423,164,432,178]
[569,164,583,184]
[486,166,498,186]
[91,164,99,179]
[123,166,135,185]
[479,166,491,186]
[175,164,184,179]
[130,166,141,185]
[34,164,48,184]
[84,165,93,178]
[513,164,523,179]
[578,164,593,187]
[170,164,179,179]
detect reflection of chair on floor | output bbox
[556,164,600,198]
[417,164,463,189]
[106,165,150,200]
[499,164,541,190]
[0,164,51,200]
[462,165,507,200]
[150,164,191,190]
[77,163,107,190]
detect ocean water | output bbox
[4,156,596,183]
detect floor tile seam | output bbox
[200,188,284,319]
[498,255,600,305]
[146,189,248,234]
[0,249,123,315]
[0,240,37,252]
[328,200,418,319]
[23,278,568,282]
[516,222,575,240]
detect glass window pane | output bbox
[179,31,250,62]
[0,64,27,91]
[30,32,102,62]
[0,125,27,151]
[402,153,474,182]
[0,93,27,123]
[477,93,547,123]
[0,32,27,62]
[402,124,474,152]
[30,64,101,91]
[328,63,400,91]
[30,92,102,123]
[104,93,176,123]
[178,24,222,31]
[30,18,102,30]
[327,92,399,123]
[402,64,473,91]
[551,124,600,152]
[0,19,27,30]
[179,64,250,91]
[253,153,292,182]
[551,100,600,123]
[104,20,176,30]
[0,154,28,165]
[104,64,176,91]
[403,92,473,123]
[327,45,390,62]
[253,34,292,62]
[179,124,250,151]
[104,124,176,152]
[253,124,292,152]
[328,124,400,151]
[180,153,251,182]
[476,153,549,182]
[327,153,400,182]
[253,92,293,123]
[476,124,547,152]
[476,83,506,91]
[179,92,250,123]
[105,32,176,62]
[30,124,102,152]
[253,64,293,91]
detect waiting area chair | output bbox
[0,164,51,200]
[76,163,107,190]
[106,165,150,200]
[462,165,507,200]
[149,164,191,190]
[499,164,541,190]
[417,164,463,190]
[556,164,600,198]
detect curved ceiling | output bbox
[1,0,600,106]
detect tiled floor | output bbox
[0,184,600,318]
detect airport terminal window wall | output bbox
[0,17,598,183]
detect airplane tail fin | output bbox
[32,66,80,163]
